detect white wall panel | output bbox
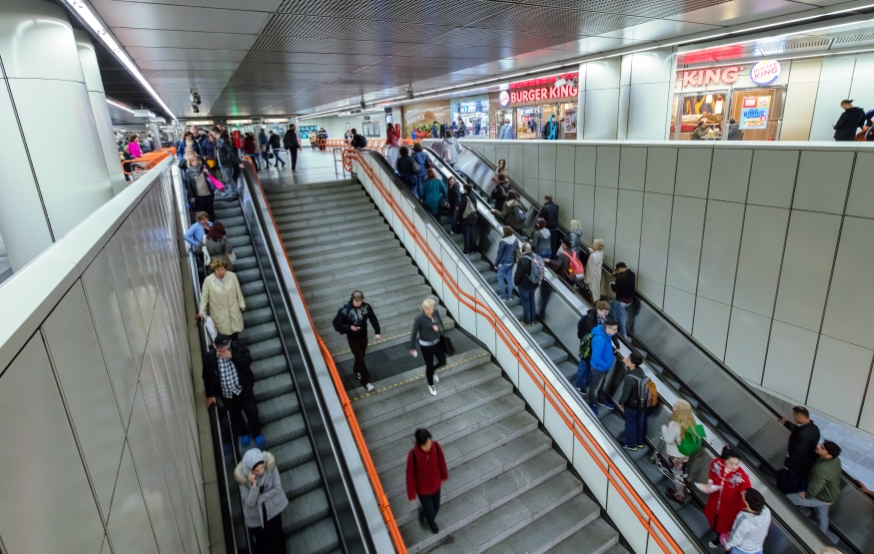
[848,78,874,121]
[584,89,620,140]
[619,53,633,87]
[773,211,842,331]
[556,145,575,183]
[665,196,706,294]
[0,334,105,554]
[627,83,671,140]
[585,59,622,89]
[574,184,596,239]
[629,49,673,85]
[793,150,854,214]
[508,143,524,182]
[495,143,509,170]
[618,147,646,191]
[822,54,858,81]
[847,152,874,219]
[732,206,790,318]
[696,201,744,304]
[780,82,819,141]
[595,146,620,188]
[574,146,596,185]
[638,193,673,284]
[644,147,677,195]
[539,144,557,181]
[822,217,874,349]
[808,335,873,425]
[708,148,752,203]
[674,147,712,198]
[555,181,575,228]
[762,321,818,403]
[663,286,696,332]
[524,144,539,179]
[725,307,772,383]
[617,86,631,140]
[853,52,874,79]
[593,186,619,264]
[108,444,160,554]
[614,189,644,270]
[747,150,798,208]
[692,297,731,360]
[809,80,853,141]
[539,179,556,205]
[638,277,666,307]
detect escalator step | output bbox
[285,517,340,554]
[283,488,331,535]
[273,436,315,471]
[243,307,274,327]
[248,338,284,364]
[240,322,279,344]
[253,373,294,402]
[261,413,308,445]
[236,245,255,259]
[232,256,258,271]
[252,354,290,380]
[246,293,270,310]
[241,280,266,297]
[228,234,252,248]
[282,460,322,498]
[529,332,556,350]
[234,268,263,284]
[259,392,301,424]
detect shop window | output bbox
[671,93,728,140]
[728,88,783,141]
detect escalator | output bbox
[263,179,629,554]
[428,141,874,554]
[382,144,837,554]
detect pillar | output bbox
[74,30,128,196]
[0,0,114,270]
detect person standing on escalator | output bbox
[456,184,478,255]
[495,226,519,301]
[489,174,510,212]
[442,130,461,168]
[585,318,619,415]
[610,262,635,339]
[540,195,560,258]
[446,177,461,235]
[203,334,264,449]
[777,406,821,494]
[235,447,288,553]
[332,291,381,393]
[412,143,428,198]
[531,218,551,259]
[575,300,614,393]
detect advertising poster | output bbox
[563,108,577,133]
[740,96,770,130]
[402,100,450,137]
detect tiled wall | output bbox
[466,139,874,434]
[0,163,207,553]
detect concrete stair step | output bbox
[281,220,388,243]
[283,225,389,250]
[308,284,432,318]
[304,281,427,312]
[300,267,422,302]
[267,182,361,197]
[270,197,372,217]
[288,234,399,260]
[362,377,514,450]
[292,248,406,276]
[357,362,502,429]
[390,431,554,525]
[378,411,540,498]
[480,493,601,554]
[547,517,621,554]
[398,452,573,553]
[296,257,414,289]
[276,205,377,228]
[270,191,367,208]
[313,300,441,330]
[317,308,448,347]
[330,321,457,363]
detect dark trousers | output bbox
[418,488,442,525]
[461,222,476,254]
[548,227,560,258]
[778,468,809,494]
[519,288,537,325]
[624,406,646,447]
[222,387,261,438]
[194,194,215,222]
[251,513,287,554]
[587,369,608,408]
[449,206,459,233]
[348,336,370,386]
[289,148,298,170]
[421,343,446,386]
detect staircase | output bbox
[264,180,629,554]
[212,197,341,554]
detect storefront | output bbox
[491,73,579,140]
[402,99,451,138]
[670,60,786,141]
[450,95,490,138]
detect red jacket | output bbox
[242,136,257,154]
[406,442,448,500]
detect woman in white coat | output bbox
[584,238,605,301]
[199,258,246,338]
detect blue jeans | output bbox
[272,149,286,166]
[611,300,632,339]
[519,288,536,325]
[261,150,271,166]
[624,406,646,447]
[497,264,514,300]
[574,358,590,390]
[788,493,830,533]
[729,549,761,554]
[461,222,476,254]
[538,247,551,259]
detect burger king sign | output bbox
[750,60,781,86]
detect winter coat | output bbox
[258,132,269,149]
[724,507,771,553]
[182,164,214,200]
[806,457,842,503]
[406,442,448,500]
[203,340,254,399]
[408,311,445,350]
[421,178,447,216]
[234,449,289,529]
[577,308,620,346]
[387,126,399,146]
[283,129,300,149]
[612,269,635,303]
[496,236,519,266]
[447,183,461,210]
[332,301,380,340]
[412,151,428,178]
[618,367,647,408]
[269,134,281,149]
[456,193,478,225]
[200,138,215,160]
[783,419,821,476]
[243,136,257,155]
[128,141,143,158]
[531,228,551,256]
[204,237,233,272]
[200,271,246,335]
[704,457,751,534]
[497,199,526,230]
[490,183,509,211]
[589,324,615,372]
[568,230,583,253]
[834,106,865,140]
[351,134,367,148]
[514,253,540,291]
[177,139,202,161]
[431,124,439,138]
[216,137,240,167]
[540,201,559,229]
[662,421,686,459]
[585,249,604,300]
[396,154,416,188]
[442,137,461,164]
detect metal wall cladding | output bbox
[469,139,874,434]
[0,170,205,553]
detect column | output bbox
[74,29,128,196]
[0,0,114,270]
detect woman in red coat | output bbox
[406,428,448,535]
[701,447,751,546]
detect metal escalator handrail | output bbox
[246,167,408,554]
[343,147,687,554]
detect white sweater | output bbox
[724,507,771,553]
[661,421,684,459]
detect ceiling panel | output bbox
[136,60,242,71]
[113,28,259,50]
[90,0,270,33]
[125,47,249,62]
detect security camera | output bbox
[360,97,366,110]
[404,84,414,100]
[191,103,200,114]
[190,89,201,105]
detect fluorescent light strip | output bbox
[106,98,135,115]
[63,0,176,120]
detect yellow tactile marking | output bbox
[350,351,489,402]
[331,332,412,356]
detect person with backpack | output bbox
[513,243,542,327]
[456,184,478,255]
[213,127,245,197]
[332,291,381,392]
[662,399,705,505]
[350,128,368,149]
[575,301,615,393]
[568,219,584,256]
[268,131,286,168]
[492,190,526,230]
[447,177,462,234]
[531,218,551,259]
[617,352,651,451]
[495,226,519,301]
[585,317,619,414]
[540,195,560,257]
[545,239,585,285]
[406,428,448,534]
[489,174,511,211]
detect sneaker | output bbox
[254,435,266,448]
[433,374,440,384]
[356,373,362,380]
[637,444,645,449]
[428,521,439,534]
[709,539,720,549]
[577,387,588,395]
[365,383,375,392]
[240,435,250,448]
[428,386,437,396]
[623,444,638,451]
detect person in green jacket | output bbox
[420,168,448,217]
[788,440,842,533]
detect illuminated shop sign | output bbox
[750,60,781,85]
[676,66,744,88]
[501,85,578,106]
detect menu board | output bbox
[563,108,577,133]
[739,96,770,130]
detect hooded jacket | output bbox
[442,137,461,164]
[589,324,615,373]
[234,449,289,528]
[406,442,448,500]
[834,106,864,140]
[495,235,519,266]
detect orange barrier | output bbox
[343,148,685,554]
[247,161,408,554]
[121,149,172,175]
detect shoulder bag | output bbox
[437,315,455,355]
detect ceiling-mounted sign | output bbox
[750,60,781,85]
[499,90,510,107]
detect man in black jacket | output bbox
[456,184,478,255]
[617,353,647,450]
[283,124,301,171]
[610,262,635,339]
[540,195,560,257]
[778,406,821,493]
[203,334,264,448]
[268,131,287,168]
[333,291,381,392]
[514,243,542,327]
[833,100,865,141]
[350,128,368,149]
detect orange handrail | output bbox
[120,149,172,175]
[342,148,685,554]
[246,161,408,554]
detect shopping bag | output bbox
[203,315,218,342]
[207,174,224,190]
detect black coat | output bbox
[283,130,299,149]
[269,134,282,149]
[783,420,821,475]
[181,164,213,200]
[351,134,367,148]
[456,193,478,224]
[447,184,461,209]
[834,107,864,141]
[514,254,540,291]
[540,201,559,229]
[203,342,254,399]
[216,137,240,167]
[332,302,380,340]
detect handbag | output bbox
[203,314,218,342]
[438,317,455,354]
[201,245,211,266]
[228,251,237,263]
[207,174,224,190]
[411,159,421,173]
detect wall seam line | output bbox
[690,146,716,338]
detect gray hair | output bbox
[521,242,532,253]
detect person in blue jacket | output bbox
[495,226,519,300]
[184,211,212,249]
[411,143,429,199]
[586,317,619,414]
[420,168,447,216]
[431,121,439,138]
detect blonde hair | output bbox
[185,151,200,164]
[669,400,696,436]
[421,298,436,311]
[591,238,605,251]
[210,258,228,270]
[569,219,582,232]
